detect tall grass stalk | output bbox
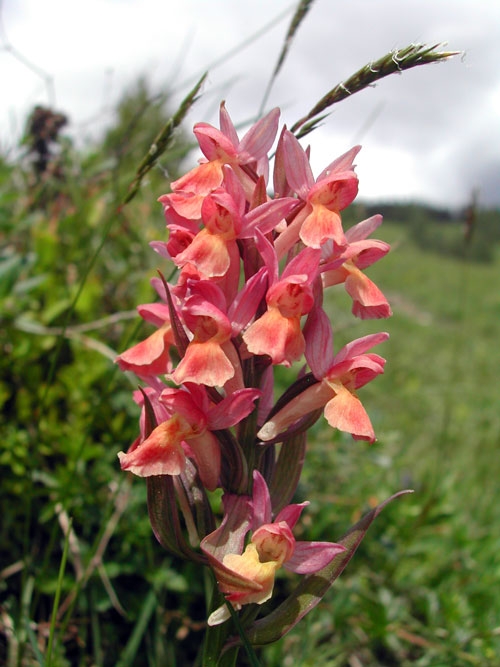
[45,516,72,667]
[115,588,157,667]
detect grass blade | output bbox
[124,72,207,205]
[292,43,459,138]
[46,516,72,667]
[116,588,158,667]
[258,0,316,115]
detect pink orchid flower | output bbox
[174,186,242,279]
[159,103,280,219]
[321,215,392,319]
[155,206,200,260]
[201,471,345,625]
[173,173,298,282]
[242,232,321,366]
[118,384,260,491]
[274,130,359,258]
[258,307,388,443]
[170,280,243,389]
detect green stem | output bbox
[224,601,261,667]
[46,516,72,667]
[201,582,235,666]
[201,573,262,666]
[239,409,259,489]
[238,356,267,493]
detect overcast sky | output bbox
[2,0,499,208]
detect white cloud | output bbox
[2,0,499,207]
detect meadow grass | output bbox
[263,218,500,665]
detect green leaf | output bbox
[268,431,306,515]
[147,474,206,564]
[0,252,28,298]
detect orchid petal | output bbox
[299,204,346,249]
[238,107,280,161]
[308,171,359,211]
[137,302,171,326]
[304,305,335,379]
[175,228,231,278]
[284,541,346,574]
[159,387,207,426]
[334,332,389,363]
[116,324,173,377]
[251,470,273,527]
[352,239,391,270]
[282,129,315,197]
[172,340,236,387]
[228,266,268,335]
[274,502,308,529]
[219,101,239,146]
[345,214,383,242]
[118,421,187,477]
[254,228,279,284]
[242,198,299,237]
[324,385,375,442]
[282,246,321,281]
[174,228,230,278]
[317,145,361,181]
[345,271,392,319]
[243,307,304,367]
[208,389,262,430]
[192,123,237,161]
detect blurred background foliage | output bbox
[1,78,500,666]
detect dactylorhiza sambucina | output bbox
[116,103,397,645]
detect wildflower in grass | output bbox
[202,471,345,625]
[242,232,321,366]
[114,39,455,659]
[321,214,392,319]
[172,177,298,281]
[273,129,359,258]
[159,103,280,219]
[156,207,200,260]
[170,283,241,388]
[258,307,388,443]
[118,383,260,491]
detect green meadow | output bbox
[269,211,500,665]
[1,91,499,665]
